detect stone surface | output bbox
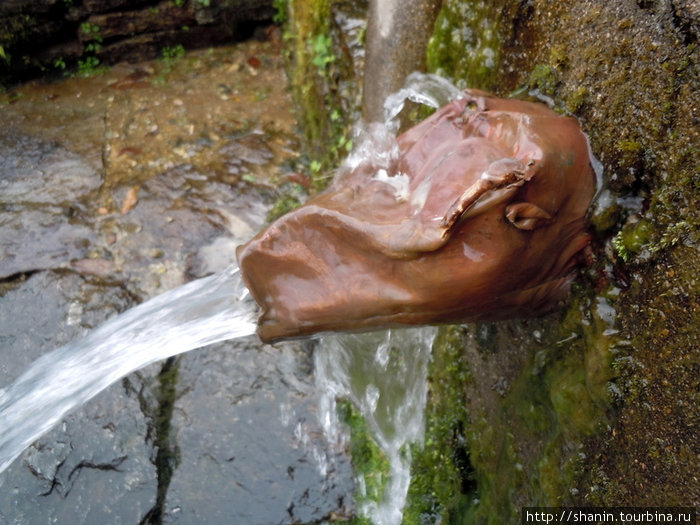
[0,132,100,279]
[163,339,353,524]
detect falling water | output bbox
[0,265,257,474]
[315,328,438,525]
[382,71,464,125]
[310,72,463,525]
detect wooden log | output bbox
[81,1,196,42]
[97,24,233,63]
[0,0,61,16]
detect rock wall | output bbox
[406,0,699,522]
[0,0,274,86]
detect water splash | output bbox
[383,71,465,126]
[315,327,438,525]
[337,72,465,206]
[0,265,258,474]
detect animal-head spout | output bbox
[237,90,596,343]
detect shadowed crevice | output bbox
[140,356,180,525]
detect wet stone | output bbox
[0,272,132,383]
[101,163,270,297]
[163,338,354,524]
[0,391,157,524]
[0,39,353,524]
[0,131,101,279]
[219,134,274,166]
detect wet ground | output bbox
[0,40,354,523]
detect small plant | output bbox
[650,220,692,254]
[0,45,7,63]
[311,33,335,72]
[267,193,302,222]
[196,0,211,6]
[53,57,66,70]
[80,22,102,40]
[273,0,287,25]
[173,0,186,6]
[78,22,103,75]
[309,159,322,174]
[77,55,101,76]
[612,232,631,263]
[162,44,186,61]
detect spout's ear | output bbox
[440,158,531,232]
[505,202,552,230]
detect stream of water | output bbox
[316,328,438,525]
[0,265,258,474]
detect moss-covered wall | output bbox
[281,0,364,193]
[407,0,698,522]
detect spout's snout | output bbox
[237,90,597,343]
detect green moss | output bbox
[615,139,645,173]
[337,399,391,521]
[612,219,653,262]
[581,245,699,506]
[139,356,181,523]
[427,0,502,90]
[528,64,560,96]
[406,281,624,523]
[284,0,357,192]
[266,192,302,222]
[265,0,360,220]
[565,86,587,113]
[404,327,474,525]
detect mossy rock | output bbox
[413,0,699,520]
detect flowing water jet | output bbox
[0,266,257,474]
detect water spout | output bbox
[2,73,599,525]
[238,82,597,342]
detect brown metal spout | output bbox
[237,90,596,343]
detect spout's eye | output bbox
[505,202,553,230]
